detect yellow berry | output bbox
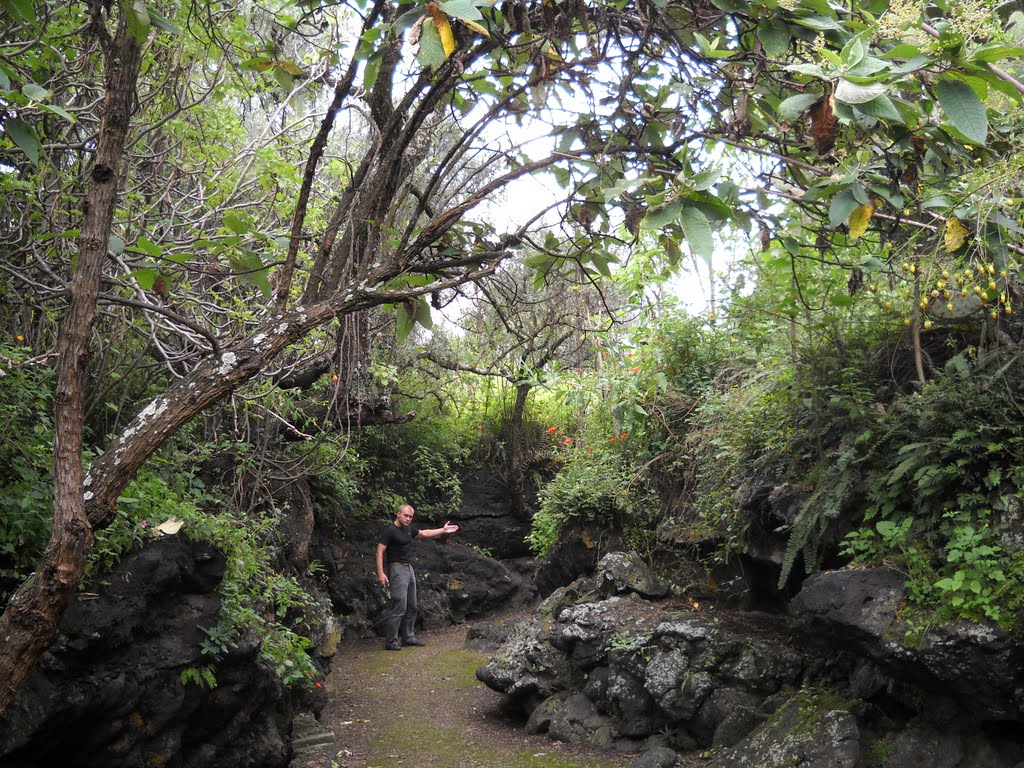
[961,288,969,297]
[1006,305,1014,315]
[946,302,954,312]
[924,319,933,330]
[869,284,877,292]
[904,318,911,326]
[902,262,911,272]
[989,280,997,291]
[990,310,998,320]
[884,301,893,310]
[931,290,940,298]
[942,270,950,279]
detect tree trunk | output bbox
[507,381,532,520]
[0,6,143,717]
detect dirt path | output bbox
[293,620,630,768]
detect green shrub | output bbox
[0,348,55,597]
[528,444,658,556]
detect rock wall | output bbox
[0,536,300,768]
[477,552,1024,768]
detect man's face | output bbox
[397,508,415,526]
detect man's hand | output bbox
[378,571,389,587]
[442,520,459,534]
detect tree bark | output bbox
[507,380,532,520]
[0,5,142,717]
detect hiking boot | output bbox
[402,638,426,647]
[385,640,401,651]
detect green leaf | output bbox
[21,83,49,101]
[136,237,164,257]
[5,117,41,164]
[936,77,988,146]
[839,33,867,68]
[642,201,682,229]
[1,0,35,23]
[834,78,887,105]
[417,19,447,69]
[128,0,151,43]
[777,92,820,121]
[131,267,159,290]
[414,298,433,329]
[786,62,829,79]
[969,42,1024,63]
[438,0,483,21]
[844,57,891,79]
[396,302,415,343]
[708,0,749,12]
[39,103,76,122]
[855,94,904,123]
[147,7,181,35]
[757,18,791,58]
[223,212,248,234]
[363,48,384,90]
[679,206,714,265]
[107,235,126,255]
[828,188,859,229]
[793,15,844,31]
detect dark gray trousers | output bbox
[385,562,418,642]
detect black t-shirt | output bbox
[379,523,421,565]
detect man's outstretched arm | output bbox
[416,521,460,539]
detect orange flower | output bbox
[587,447,596,453]
[562,437,572,445]
[620,433,629,440]
[15,335,24,342]
[545,426,558,434]
[331,374,339,381]
[609,436,617,442]
[630,366,640,373]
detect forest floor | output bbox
[291,617,635,768]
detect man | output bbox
[376,504,459,651]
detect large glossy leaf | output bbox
[936,77,988,146]
[5,117,41,164]
[855,94,904,123]
[679,206,714,265]
[834,79,887,105]
[417,19,447,69]
[829,188,859,229]
[438,0,483,21]
[777,92,820,121]
[757,18,791,58]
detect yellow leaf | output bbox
[427,2,456,57]
[847,203,874,241]
[945,216,970,252]
[459,17,490,38]
[153,518,184,537]
[277,58,303,76]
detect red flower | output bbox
[545,426,558,434]
[562,437,573,445]
[620,433,629,440]
[630,367,641,374]
[609,436,617,442]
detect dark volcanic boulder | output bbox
[791,567,1024,722]
[0,536,296,768]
